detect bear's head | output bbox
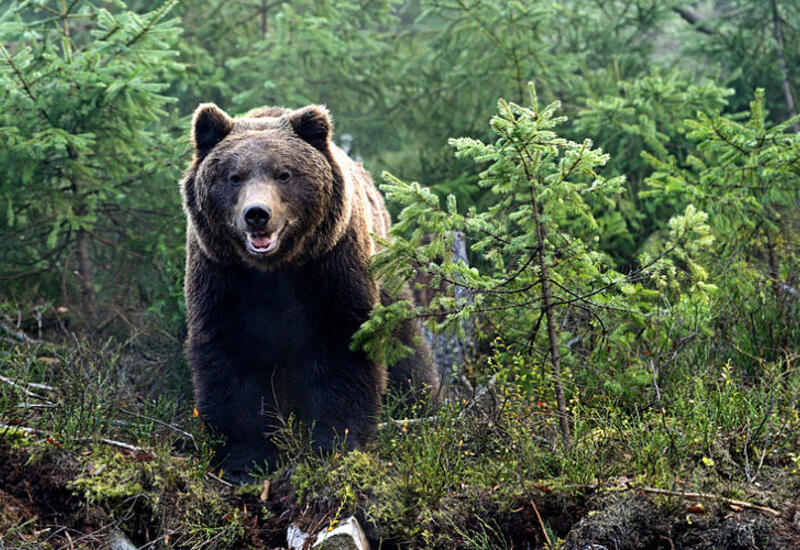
[182,103,351,269]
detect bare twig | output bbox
[26,380,56,391]
[0,423,148,454]
[206,472,234,487]
[636,486,780,516]
[529,498,552,549]
[0,423,39,435]
[0,375,50,401]
[0,323,39,344]
[94,437,147,453]
[376,416,440,429]
[119,407,198,451]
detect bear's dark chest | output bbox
[225,268,319,365]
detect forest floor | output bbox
[2,436,798,549]
[1,318,799,549]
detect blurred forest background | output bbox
[1,1,800,548]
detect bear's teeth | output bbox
[246,231,278,253]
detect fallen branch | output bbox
[0,375,50,401]
[25,380,56,392]
[119,407,198,451]
[529,498,552,549]
[0,423,148,454]
[0,322,39,344]
[636,485,780,517]
[93,437,148,454]
[376,416,440,429]
[206,471,234,487]
[560,482,781,517]
[0,423,39,435]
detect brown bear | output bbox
[181,103,438,482]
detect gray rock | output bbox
[106,529,137,550]
[287,523,310,549]
[416,231,475,391]
[287,516,370,550]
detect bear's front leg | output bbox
[303,352,384,454]
[189,337,282,480]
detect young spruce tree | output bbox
[355,84,714,445]
[645,89,800,365]
[0,1,184,318]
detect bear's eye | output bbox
[229,174,242,186]
[276,170,291,183]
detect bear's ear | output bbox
[288,105,332,151]
[192,103,234,159]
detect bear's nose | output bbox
[243,205,271,230]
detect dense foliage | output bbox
[1,0,799,548]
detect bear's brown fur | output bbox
[181,103,437,481]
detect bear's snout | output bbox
[243,204,271,231]
[235,184,288,256]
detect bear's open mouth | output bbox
[245,224,284,255]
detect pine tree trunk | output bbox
[771,0,800,133]
[76,229,95,318]
[532,201,571,446]
[766,232,781,299]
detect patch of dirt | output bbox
[0,444,111,548]
[561,493,800,550]
[483,490,588,549]
[563,495,666,550]
[238,471,301,548]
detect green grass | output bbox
[1,307,798,548]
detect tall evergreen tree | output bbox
[0,1,185,318]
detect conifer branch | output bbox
[672,7,714,35]
[0,44,53,125]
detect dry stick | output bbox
[26,380,56,392]
[206,472,234,488]
[0,322,39,344]
[119,407,197,450]
[636,486,780,517]
[529,498,552,549]
[376,416,440,429]
[0,375,50,401]
[93,437,147,454]
[0,423,147,454]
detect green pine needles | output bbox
[0,0,185,317]
[355,83,715,445]
[644,88,800,367]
